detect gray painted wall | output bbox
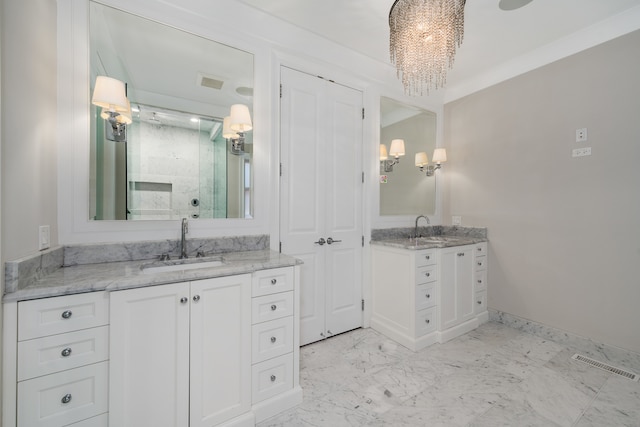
[443,30,640,353]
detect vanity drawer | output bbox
[18,292,109,341]
[252,292,294,324]
[415,265,437,284]
[18,326,109,381]
[17,361,108,427]
[415,249,437,267]
[252,353,293,404]
[415,283,437,311]
[415,307,437,336]
[252,267,294,297]
[66,413,108,427]
[475,291,487,314]
[474,270,487,292]
[474,243,487,257]
[252,316,294,363]
[475,256,487,271]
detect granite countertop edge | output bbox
[370,236,488,250]
[3,250,302,303]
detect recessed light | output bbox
[236,86,253,97]
[499,0,533,11]
[190,117,200,123]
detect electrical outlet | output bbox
[576,128,588,142]
[572,147,592,158]
[452,216,462,226]
[39,225,50,250]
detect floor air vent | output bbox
[571,354,639,381]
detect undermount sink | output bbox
[141,256,226,274]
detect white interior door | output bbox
[280,66,363,346]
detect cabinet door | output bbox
[109,283,190,427]
[190,275,251,427]
[439,246,474,330]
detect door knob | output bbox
[326,237,342,245]
[314,238,326,246]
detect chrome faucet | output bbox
[180,218,189,259]
[414,215,430,238]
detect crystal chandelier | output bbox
[389,0,466,95]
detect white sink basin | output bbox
[141,257,226,274]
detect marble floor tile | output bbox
[256,322,640,427]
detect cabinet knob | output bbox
[61,394,72,404]
[61,310,72,319]
[425,272,430,277]
[425,319,430,324]
[477,262,482,266]
[270,375,276,382]
[271,278,277,285]
[180,297,188,304]
[477,300,482,305]
[271,304,277,311]
[61,347,72,357]
[327,330,333,335]
[193,295,200,302]
[425,255,430,260]
[270,336,276,343]
[426,294,430,299]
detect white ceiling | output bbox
[237,0,640,99]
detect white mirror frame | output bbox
[371,92,444,229]
[57,0,273,244]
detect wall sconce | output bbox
[381,139,405,172]
[416,148,447,176]
[92,76,131,142]
[228,104,252,155]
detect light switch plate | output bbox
[39,225,50,250]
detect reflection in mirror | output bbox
[379,97,437,216]
[89,2,254,220]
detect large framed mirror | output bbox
[379,97,437,216]
[89,2,254,221]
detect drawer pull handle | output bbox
[193,295,200,302]
[270,375,277,382]
[426,294,430,299]
[425,255,430,260]
[271,278,277,285]
[457,253,465,257]
[477,262,482,266]
[477,300,482,305]
[425,272,430,277]
[61,310,72,319]
[271,336,277,343]
[271,304,277,311]
[61,347,72,357]
[425,319,430,324]
[61,394,72,404]
[180,297,188,304]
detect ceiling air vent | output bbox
[571,354,639,381]
[197,73,224,90]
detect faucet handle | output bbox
[156,253,171,261]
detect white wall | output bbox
[1,0,58,262]
[443,30,640,353]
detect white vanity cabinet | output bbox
[371,246,439,351]
[371,241,489,350]
[10,292,110,427]
[109,275,253,427]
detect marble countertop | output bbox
[4,250,301,302]
[371,235,487,250]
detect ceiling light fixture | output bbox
[389,0,466,95]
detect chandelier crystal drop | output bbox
[389,0,466,95]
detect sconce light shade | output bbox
[229,104,253,133]
[223,116,239,139]
[432,148,447,164]
[92,76,128,111]
[379,144,389,161]
[415,152,428,168]
[389,139,405,158]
